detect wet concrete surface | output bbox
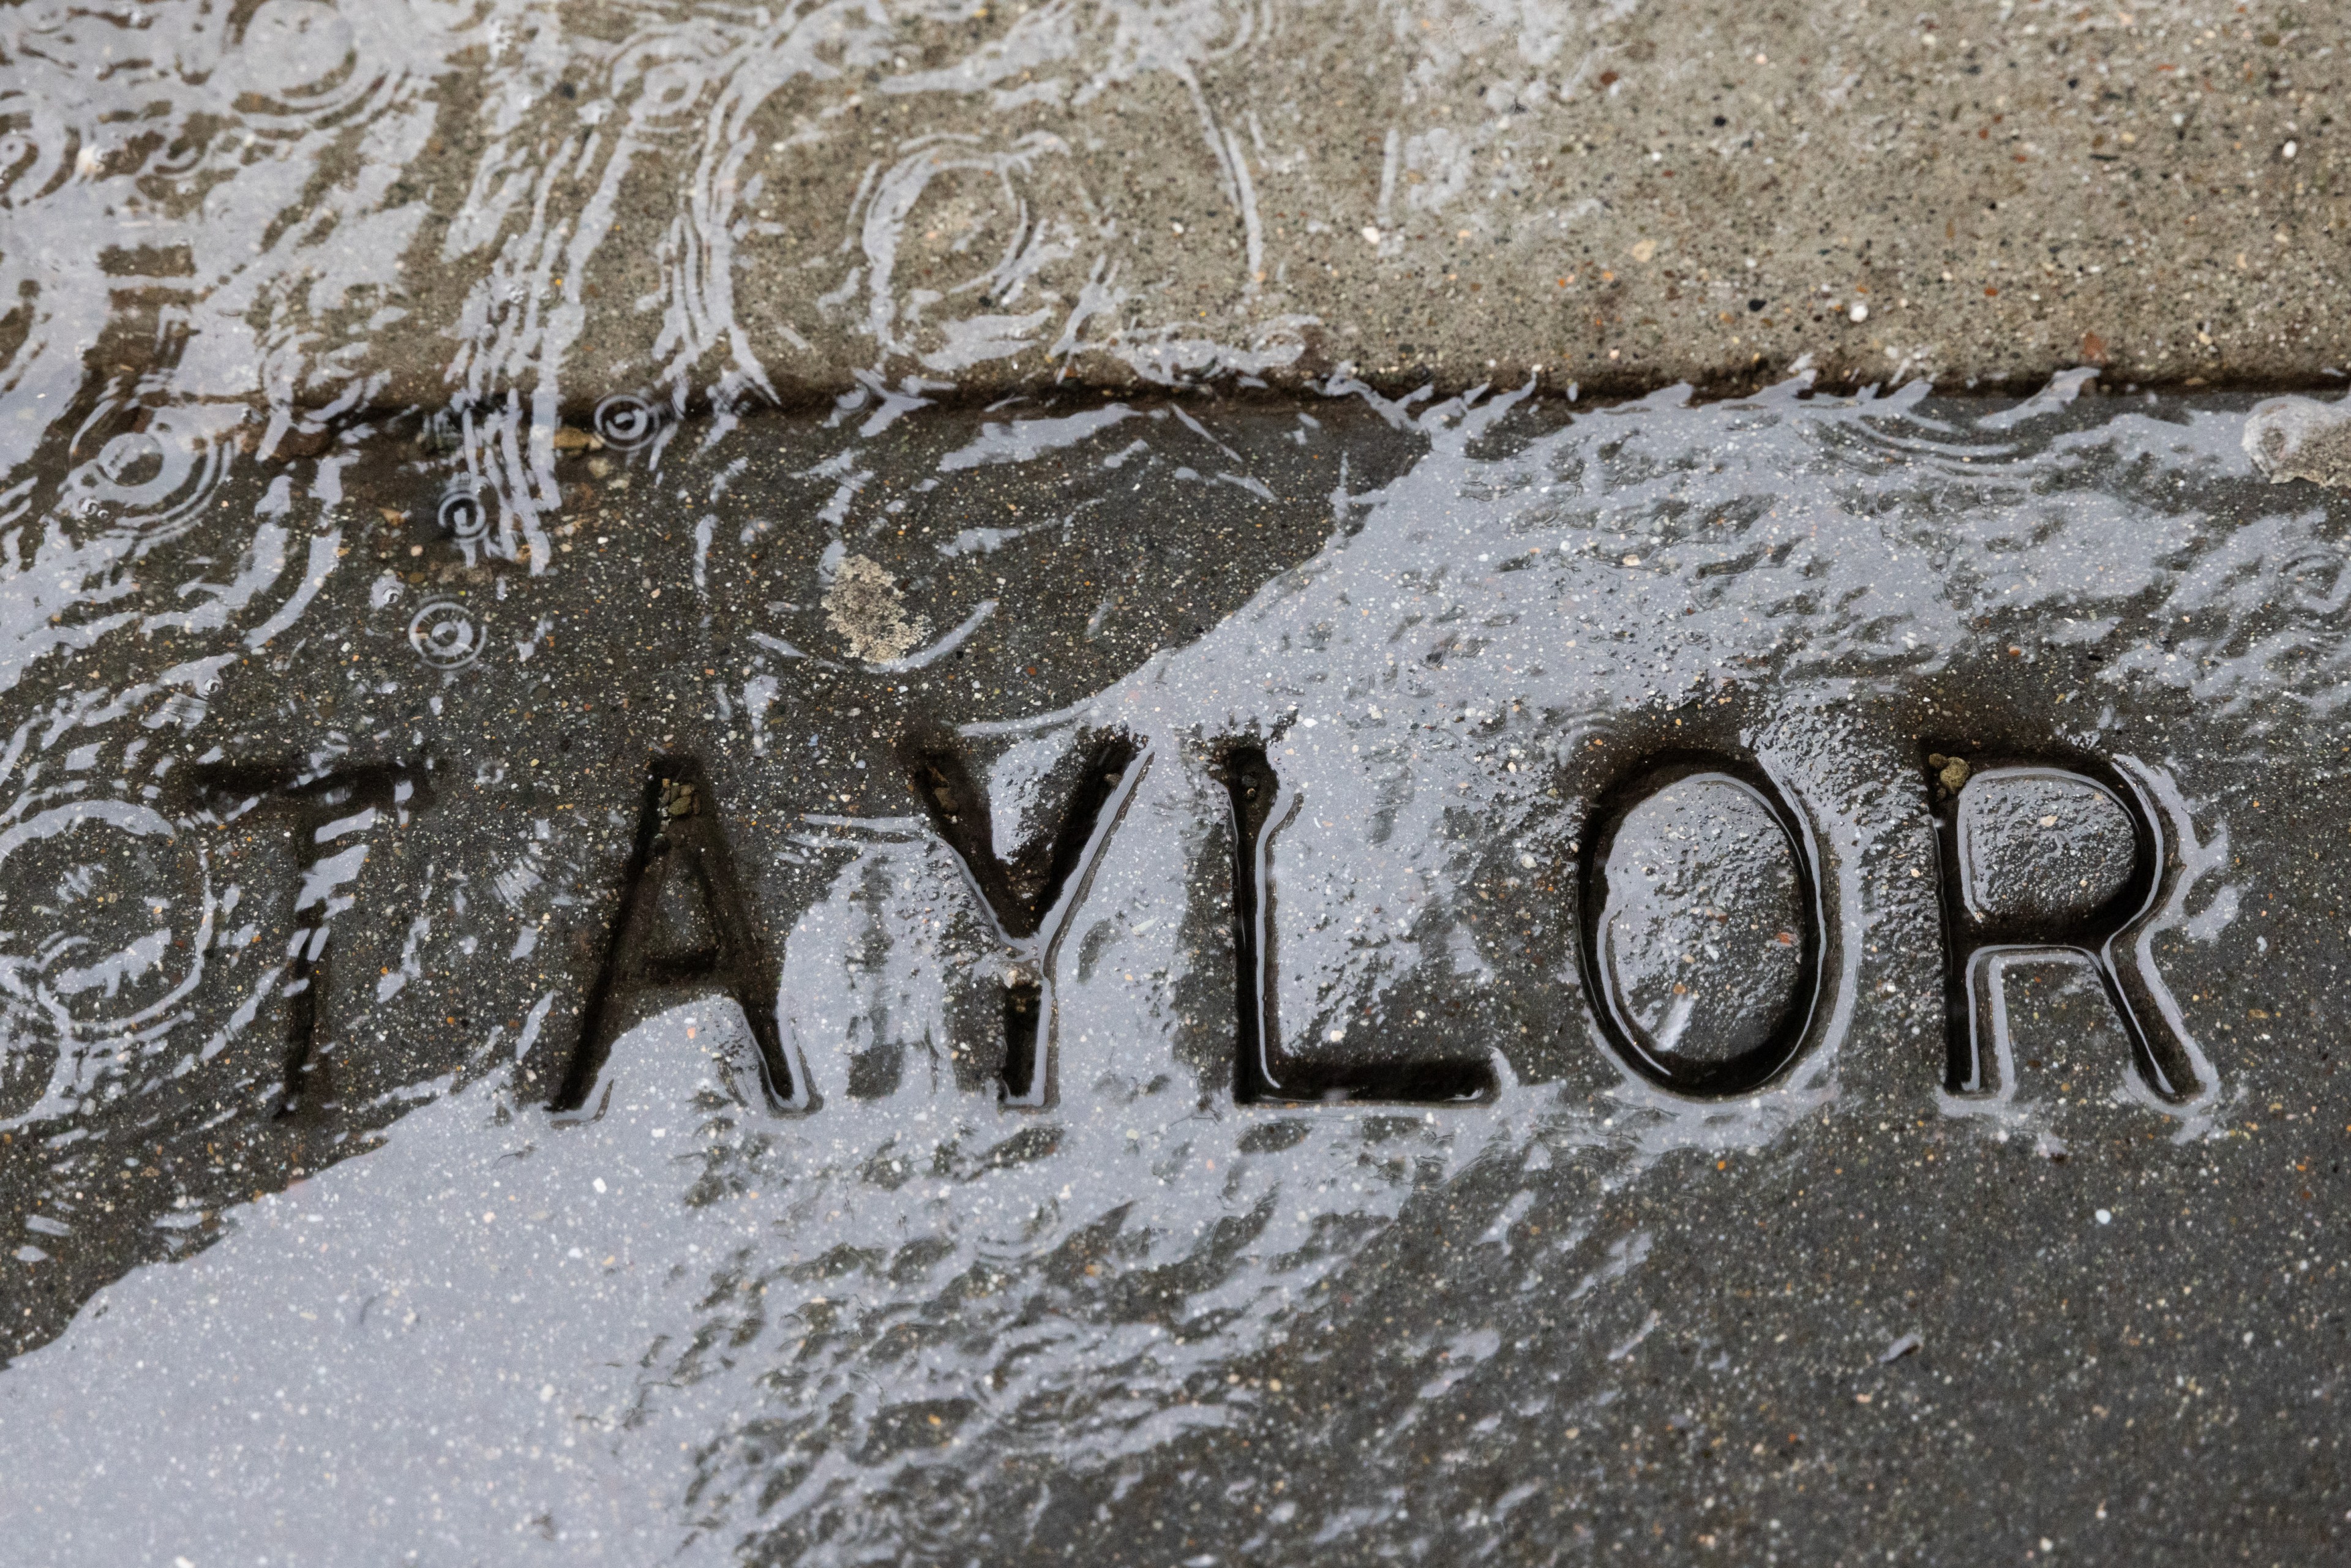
[0,379,2346,1562]
[5,0,2349,428]
[11,4,2351,1559]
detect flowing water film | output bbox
[2,6,2350,1562]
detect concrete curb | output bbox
[10,3,2344,424]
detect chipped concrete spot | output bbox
[824,554,929,663]
[2244,397,2351,489]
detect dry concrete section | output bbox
[4,0,2344,431]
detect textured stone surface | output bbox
[9,2,2351,1562]
[1,387,2345,1564]
[1957,768,2142,926]
[1593,772,1808,1075]
[6,0,2348,434]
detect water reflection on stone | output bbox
[0,367,2320,1561]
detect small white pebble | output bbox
[2284,140,2298,159]
[1361,225,1382,246]
[2095,1209,2112,1225]
[1848,302,1869,323]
